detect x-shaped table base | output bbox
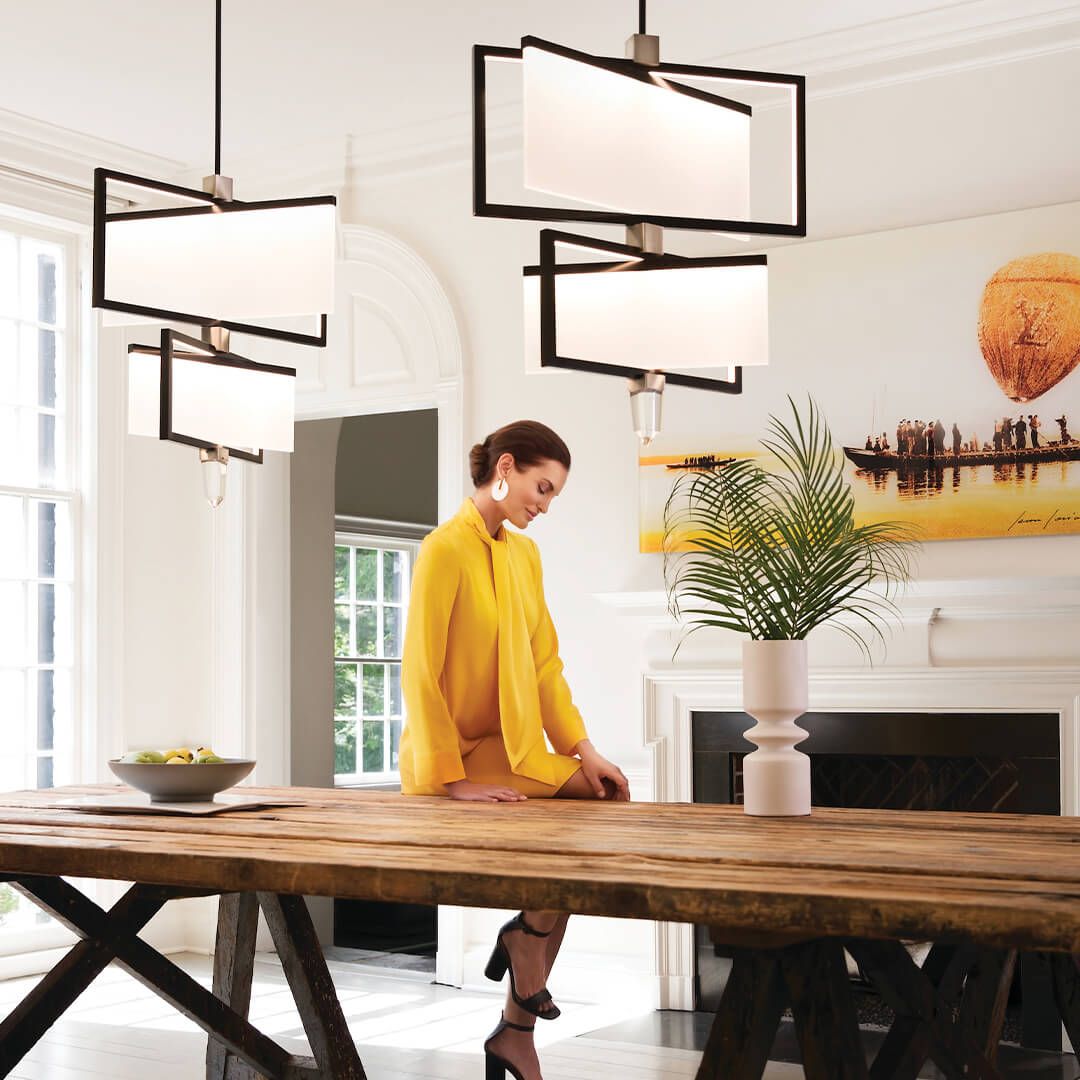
[696,934,1080,1080]
[0,876,367,1079]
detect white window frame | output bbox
[0,205,95,958]
[333,519,426,787]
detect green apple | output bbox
[196,752,225,764]
[121,750,167,764]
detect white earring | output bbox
[491,476,509,502]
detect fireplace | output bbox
[691,708,1061,1048]
[693,710,1059,813]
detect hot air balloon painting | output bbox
[978,253,1080,403]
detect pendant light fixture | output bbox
[128,329,295,508]
[523,230,768,384]
[128,330,296,457]
[474,2,805,444]
[93,1,336,503]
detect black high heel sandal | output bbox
[484,1013,535,1080]
[484,911,561,1019]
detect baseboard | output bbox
[0,943,190,983]
[656,973,696,1011]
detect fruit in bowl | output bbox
[109,746,255,802]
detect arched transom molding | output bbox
[294,223,464,409]
[293,222,467,528]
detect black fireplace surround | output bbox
[692,710,1062,1050]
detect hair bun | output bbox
[467,420,572,490]
[468,440,490,487]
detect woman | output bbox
[399,419,630,1080]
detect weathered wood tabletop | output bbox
[1,785,1078,951]
[1,785,1078,1079]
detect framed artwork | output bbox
[639,200,1080,551]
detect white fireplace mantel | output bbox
[597,574,1080,672]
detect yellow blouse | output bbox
[399,498,588,789]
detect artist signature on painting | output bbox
[1008,509,1080,532]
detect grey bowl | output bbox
[107,759,256,802]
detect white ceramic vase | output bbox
[741,639,811,816]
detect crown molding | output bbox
[0,107,185,220]
[348,2,1080,188]
[0,107,183,190]
[0,108,346,217]
[717,0,1080,81]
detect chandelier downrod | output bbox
[214,0,222,176]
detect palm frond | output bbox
[663,397,921,652]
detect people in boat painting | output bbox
[848,412,1075,469]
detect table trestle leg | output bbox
[256,893,367,1079]
[0,877,333,1080]
[847,939,1013,1080]
[696,938,867,1080]
[697,935,1025,1080]
[208,892,262,1079]
[696,950,786,1079]
[782,939,868,1080]
[1048,952,1080,1062]
[0,878,170,1076]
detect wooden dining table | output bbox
[0,785,1077,1080]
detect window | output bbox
[333,534,419,784]
[0,214,85,938]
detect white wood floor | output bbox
[0,951,807,1079]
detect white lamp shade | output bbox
[524,262,768,375]
[105,201,335,324]
[523,44,751,220]
[128,347,295,453]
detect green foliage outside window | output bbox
[0,884,19,923]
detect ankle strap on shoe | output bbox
[499,1014,535,1033]
[515,912,553,938]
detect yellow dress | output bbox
[398,498,587,797]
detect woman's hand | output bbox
[575,741,631,801]
[445,779,527,802]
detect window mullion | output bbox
[348,547,356,657]
[0,484,77,502]
[376,548,384,661]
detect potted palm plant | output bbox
[663,398,919,816]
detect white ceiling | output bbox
[2,0,1074,171]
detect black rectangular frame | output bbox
[473,36,806,237]
[524,228,768,392]
[94,168,335,347]
[127,328,298,463]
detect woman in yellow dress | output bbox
[399,419,629,1080]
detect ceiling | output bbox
[2,0,1074,171]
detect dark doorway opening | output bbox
[333,899,437,968]
[330,408,439,970]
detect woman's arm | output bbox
[571,738,630,800]
[400,536,468,787]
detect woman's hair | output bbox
[469,420,572,487]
